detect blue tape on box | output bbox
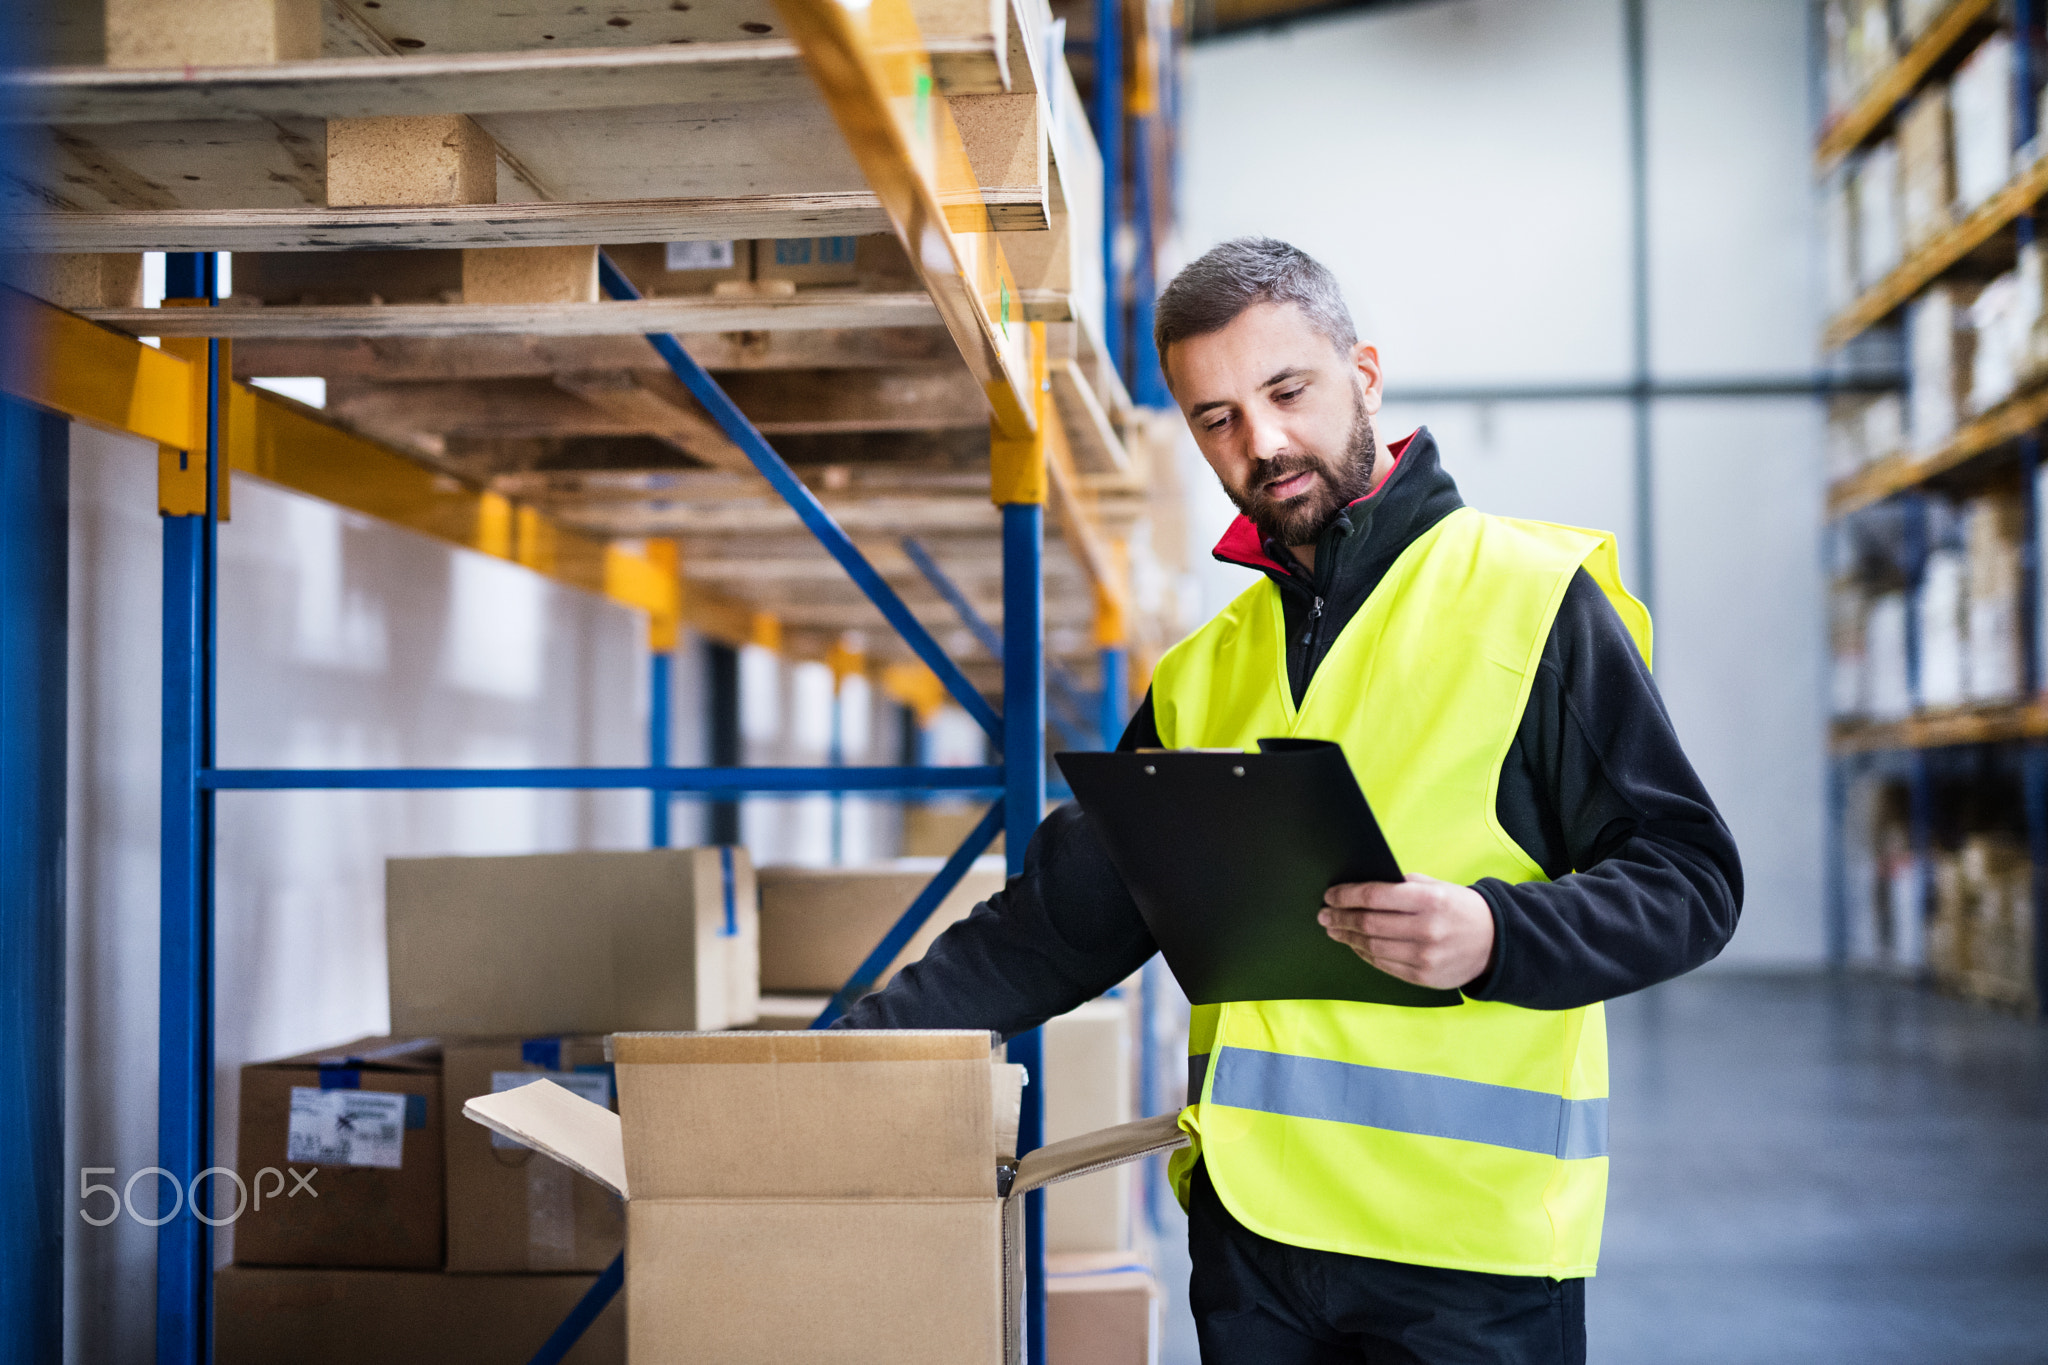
[317,1068,360,1090]
[522,1037,563,1071]
[404,1093,427,1130]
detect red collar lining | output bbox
[1210,430,1415,574]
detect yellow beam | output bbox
[775,0,1038,439]
[0,288,704,643]
[1,287,191,447]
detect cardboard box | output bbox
[753,235,863,287]
[214,1265,623,1365]
[1044,999,1135,1253]
[233,1037,443,1270]
[747,993,832,1029]
[466,1031,1188,1365]
[387,846,759,1037]
[1047,1253,1161,1365]
[756,862,1007,995]
[444,1038,625,1273]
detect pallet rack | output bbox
[0,0,1186,1358]
[1817,0,2048,1009]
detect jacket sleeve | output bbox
[833,801,1158,1039]
[1467,571,1743,1010]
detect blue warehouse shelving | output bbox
[0,0,1186,1359]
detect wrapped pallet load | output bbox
[1896,82,1955,252]
[1963,492,2026,702]
[1908,283,1978,452]
[1853,139,1904,290]
[1951,32,2016,211]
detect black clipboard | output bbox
[1056,739,1462,1008]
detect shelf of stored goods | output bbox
[0,0,1181,1360]
[1817,0,2048,1017]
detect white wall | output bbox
[1180,0,1825,964]
[64,427,653,1362]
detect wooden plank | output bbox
[551,371,754,473]
[1823,154,2048,349]
[1050,357,1128,475]
[328,366,988,443]
[1828,380,2048,517]
[2,44,820,125]
[227,327,961,379]
[713,366,990,433]
[0,190,1064,253]
[325,0,1023,94]
[81,292,943,338]
[1814,0,1999,169]
[1830,700,2048,753]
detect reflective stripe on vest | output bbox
[1155,506,1650,1280]
[1209,1047,1609,1160]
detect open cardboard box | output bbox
[465,1030,1187,1365]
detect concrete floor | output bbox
[1151,972,2048,1363]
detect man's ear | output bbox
[1352,341,1384,415]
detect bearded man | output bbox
[837,237,1741,1364]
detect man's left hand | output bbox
[1318,874,1495,991]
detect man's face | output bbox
[1167,302,1385,549]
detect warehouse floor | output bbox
[1152,973,2048,1364]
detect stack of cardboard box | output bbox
[1929,832,2037,1012]
[220,851,1169,1362]
[218,845,762,1365]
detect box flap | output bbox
[614,1032,1002,1199]
[463,1079,629,1199]
[992,1064,1026,1162]
[610,1029,997,1064]
[1012,1114,1188,1196]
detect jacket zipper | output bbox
[1300,593,1325,658]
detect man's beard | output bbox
[1226,390,1377,549]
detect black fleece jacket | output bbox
[840,428,1742,1035]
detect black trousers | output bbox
[1187,1164,1586,1365]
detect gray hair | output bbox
[1153,237,1357,375]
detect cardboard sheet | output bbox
[462,1079,628,1199]
[1014,1113,1189,1196]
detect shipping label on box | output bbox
[463,1031,1189,1365]
[287,1087,411,1169]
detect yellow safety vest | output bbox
[1152,506,1651,1279]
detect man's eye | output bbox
[1275,388,1304,402]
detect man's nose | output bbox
[1242,406,1290,465]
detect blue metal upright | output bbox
[157,251,219,1365]
[1002,503,1049,1365]
[649,650,672,847]
[0,389,70,1365]
[1095,0,1125,376]
[1098,646,1128,748]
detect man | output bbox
[840,238,1741,1364]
